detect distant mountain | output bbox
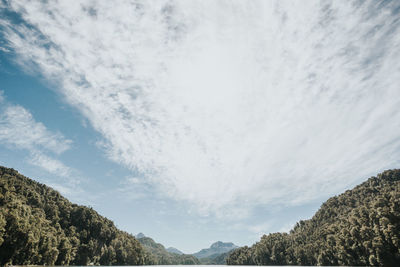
[0,166,149,266]
[137,236,199,264]
[194,241,238,259]
[136,232,146,239]
[166,247,184,255]
[227,169,400,266]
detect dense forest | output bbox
[227,169,400,266]
[137,236,199,264]
[2,165,400,266]
[197,251,229,265]
[0,166,149,265]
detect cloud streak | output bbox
[0,93,73,177]
[1,0,400,216]
[0,100,71,154]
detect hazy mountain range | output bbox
[227,169,400,266]
[193,241,238,258]
[135,233,184,257]
[135,235,198,265]
[1,165,400,265]
[135,232,236,261]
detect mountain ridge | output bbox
[0,166,148,265]
[227,169,400,266]
[0,166,197,265]
[137,236,199,264]
[135,233,146,239]
[193,241,238,259]
[2,165,400,266]
[166,247,184,255]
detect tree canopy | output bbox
[2,165,400,266]
[0,166,149,265]
[227,169,400,266]
[137,236,200,265]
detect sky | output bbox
[1,0,400,253]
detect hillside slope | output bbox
[197,251,230,265]
[137,236,199,264]
[194,241,238,259]
[227,169,400,266]
[0,166,149,266]
[193,241,238,264]
[166,246,184,255]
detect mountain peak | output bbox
[193,241,238,259]
[210,241,236,249]
[135,232,146,239]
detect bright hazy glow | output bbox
[2,0,400,217]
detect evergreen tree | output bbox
[0,166,147,265]
[227,170,400,266]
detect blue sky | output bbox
[1,0,400,253]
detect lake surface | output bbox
[12,265,341,267]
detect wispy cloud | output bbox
[2,0,400,217]
[28,151,72,178]
[248,222,272,236]
[0,100,71,154]
[0,92,73,178]
[117,175,154,201]
[277,223,295,234]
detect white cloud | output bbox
[277,223,295,234]
[118,176,149,198]
[0,46,10,52]
[0,93,73,177]
[126,177,143,185]
[0,104,71,153]
[45,182,75,196]
[2,0,400,217]
[248,222,272,236]
[28,151,72,178]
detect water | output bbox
[12,266,336,267]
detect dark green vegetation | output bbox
[137,236,199,264]
[227,169,400,266]
[0,166,197,265]
[197,251,229,265]
[0,166,150,265]
[2,165,400,266]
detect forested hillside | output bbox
[227,169,400,266]
[197,251,229,265]
[137,236,199,264]
[2,165,400,266]
[0,166,149,266]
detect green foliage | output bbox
[137,236,200,264]
[0,166,149,265]
[198,252,230,264]
[227,169,400,266]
